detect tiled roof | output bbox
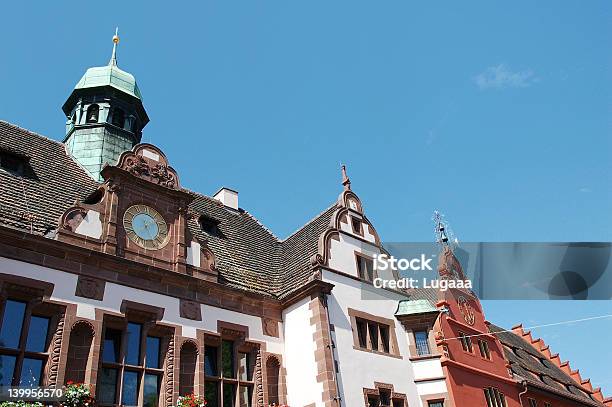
[489,323,604,406]
[0,121,340,298]
[0,121,99,235]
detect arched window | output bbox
[86,104,99,123]
[65,322,95,384]
[111,108,125,128]
[266,356,280,405]
[179,341,198,396]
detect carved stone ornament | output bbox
[165,335,175,407]
[114,144,181,190]
[310,253,324,267]
[75,276,105,301]
[61,207,87,231]
[179,299,202,321]
[457,296,475,326]
[262,318,279,338]
[45,311,65,387]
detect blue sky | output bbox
[0,0,610,393]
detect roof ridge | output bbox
[281,203,337,242]
[0,120,64,146]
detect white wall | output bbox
[283,297,323,407]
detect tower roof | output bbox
[73,65,142,100]
[62,29,146,118]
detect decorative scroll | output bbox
[46,311,66,387]
[165,335,175,407]
[255,349,264,407]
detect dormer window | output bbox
[351,216,363,235]
[198,215,221,237]
[86,104,99,123]
[0,150,27,175]
[112,108,125,128]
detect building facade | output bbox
[0,35,609,407]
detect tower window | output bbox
[112,108,125,128]
[86,104,99,123]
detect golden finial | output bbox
[109,27,119,66]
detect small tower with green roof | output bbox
[62,29,149,181]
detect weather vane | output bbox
[433,210,459,250]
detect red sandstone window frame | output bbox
[203,331,258,407]
[0,287,63,388]
[96,311,171,407]
[354,252,376,283]
[348,308,401,358]
[351,216,364,236]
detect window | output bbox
[459,332,473,353]
[484,388,507,407]
[351,217,363,235]
[544,403,551,407]
[356,254,375,282]
[528,399,537,407]
[97,320,165,406]
[478,340,491,359]
[266,356,280,405]
[204,337,255,407]
[414,331,430,356]
[0,151,26,175]
[379,389,391,406]
[0,299,52,387]
[112,108,125,128]
[199,215,222,237]
[428,401,444,407]
[355,318,391,354]
[86,104,99,123]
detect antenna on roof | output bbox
[433,210,458,250]
[341,164,351,191]
[109,27,120,67]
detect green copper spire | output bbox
[62,30,149,181]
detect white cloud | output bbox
[578,187,591,193]
[474,64,538,90]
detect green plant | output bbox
[62,382,95,407]
[0,402,43,407]
[176,393,207,407]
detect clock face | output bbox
[123,204,169,250]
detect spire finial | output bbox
[341,164,351,191]
[109,27,120,66]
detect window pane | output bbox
[415,331,430,356]
[238,352,252,381]
[122,370,139,406]
[98,368,118,405]
[0,355,16,386]
[428,402,444,407]
[205,346,218,376]
[143,373,160,407]
[19,358,43,387]
[222,340,234,378]
[368,323,379,350]
[239,385,252,407]
[0,300,26,349]
[356,319,367,348]
[26,316,50,352]
[146,336,161,369]
[223,383,236,407]
[103,328,122,363]
[205,381,219,407]
[368,397,379,407]
[380,325,390,353]
[126,323,142,366]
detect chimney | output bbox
[213,187,239,210]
